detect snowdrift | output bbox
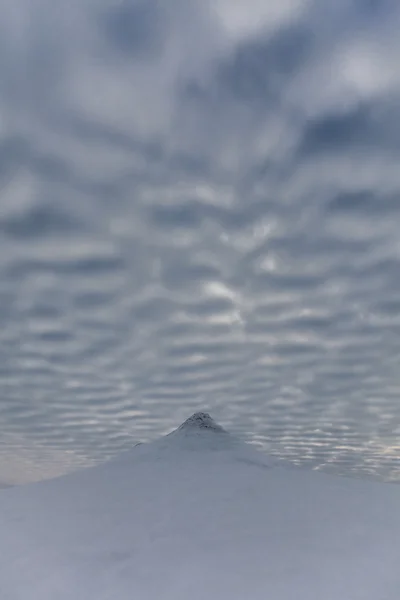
[1,412,399,600]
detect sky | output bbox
[0,0,400,485]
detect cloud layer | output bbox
[0,0,400,484]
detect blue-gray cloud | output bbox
[0,0,400,484]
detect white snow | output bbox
[1,412,400,600]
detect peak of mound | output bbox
[177,412,226,433]
[155,411,238,454]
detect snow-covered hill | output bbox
[1,413,399,600]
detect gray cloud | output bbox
[0,0,400,484]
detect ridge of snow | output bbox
[1,413,400,600]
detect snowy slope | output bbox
[1,413,400,600]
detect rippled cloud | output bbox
[0,0,400,484]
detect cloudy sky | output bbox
[0,0,400,485]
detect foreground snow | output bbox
[1,413,400,600]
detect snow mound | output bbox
[1,413,400,600]
[128,412,271,469]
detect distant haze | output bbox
[0,0,400,484]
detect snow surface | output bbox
[1,412,400,600]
